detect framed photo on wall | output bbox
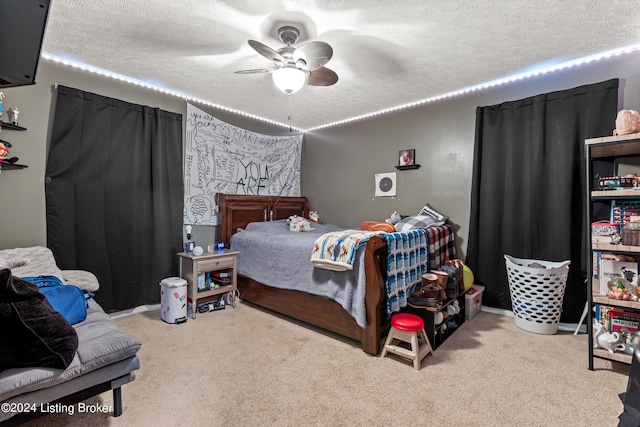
[398,149,415,166]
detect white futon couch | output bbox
[0,246,141,424]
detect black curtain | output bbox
[466,79,618,322]
[45,86,184,312]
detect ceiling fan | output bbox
[235,26,338,94]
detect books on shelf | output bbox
[611,313,640,334]
[212,271,230,278]
[595,304,640,334]
[197,270,232,292]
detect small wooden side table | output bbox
[178,249,239,319]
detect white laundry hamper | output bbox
[504,255,570,335]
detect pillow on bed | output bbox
[0,269,78,370]
[395,215,444,232]
[418,204,449,224]
[244,219,288,232]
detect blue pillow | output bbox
[22,275,92,325]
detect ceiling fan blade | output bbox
[307,67,338,86]
[248,40,287,66]
[235,68,276,74]
[293,41,333,71]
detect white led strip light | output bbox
[40,53,302,132]
[43,42,640,133]
[306,43,640,132]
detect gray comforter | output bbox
[230,220,369,328]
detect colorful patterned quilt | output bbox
[384,229,428,318]
[311,224,457,317]
[311,230,386,271]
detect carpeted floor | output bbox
[21,303,630,427]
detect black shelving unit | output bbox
[585,132,640,369]
[403,289,466,350]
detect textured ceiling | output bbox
[42,0,640,130]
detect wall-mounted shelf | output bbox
[0,162,27,171]
[395,164,421,170]
[0,120,28,171]
[0,121,26,131]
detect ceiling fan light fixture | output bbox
[272,67,309,94]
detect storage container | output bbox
[591,220,619,236]
[597,176,636,190]
[504,255,570,335]
[159,277,188,324]
[465,284,484,320]
[622,222,640,246]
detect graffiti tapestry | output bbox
[184,103,302,225]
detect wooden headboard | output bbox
[216,194,310,247]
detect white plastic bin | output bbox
[160,277,188,324]
[465,284,485,320]
[504,255,570,335]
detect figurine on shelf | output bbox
[594,321,623,354]
[6,107,18,125]
[0,92,4,123]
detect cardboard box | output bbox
[599,259,638,294]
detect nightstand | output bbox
[178,250,239,319]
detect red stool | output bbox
[381,313,433,370]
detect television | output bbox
[0,0,51,88]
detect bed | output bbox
[217,194,456,356]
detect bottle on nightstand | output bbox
[197,274,206,291]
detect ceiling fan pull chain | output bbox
[288,94,293,132]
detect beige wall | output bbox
[302,52,640,259]
[2,52,640,255]
[0,60,288,249]
[0,61,181,248]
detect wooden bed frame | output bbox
[216,194,389,355]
